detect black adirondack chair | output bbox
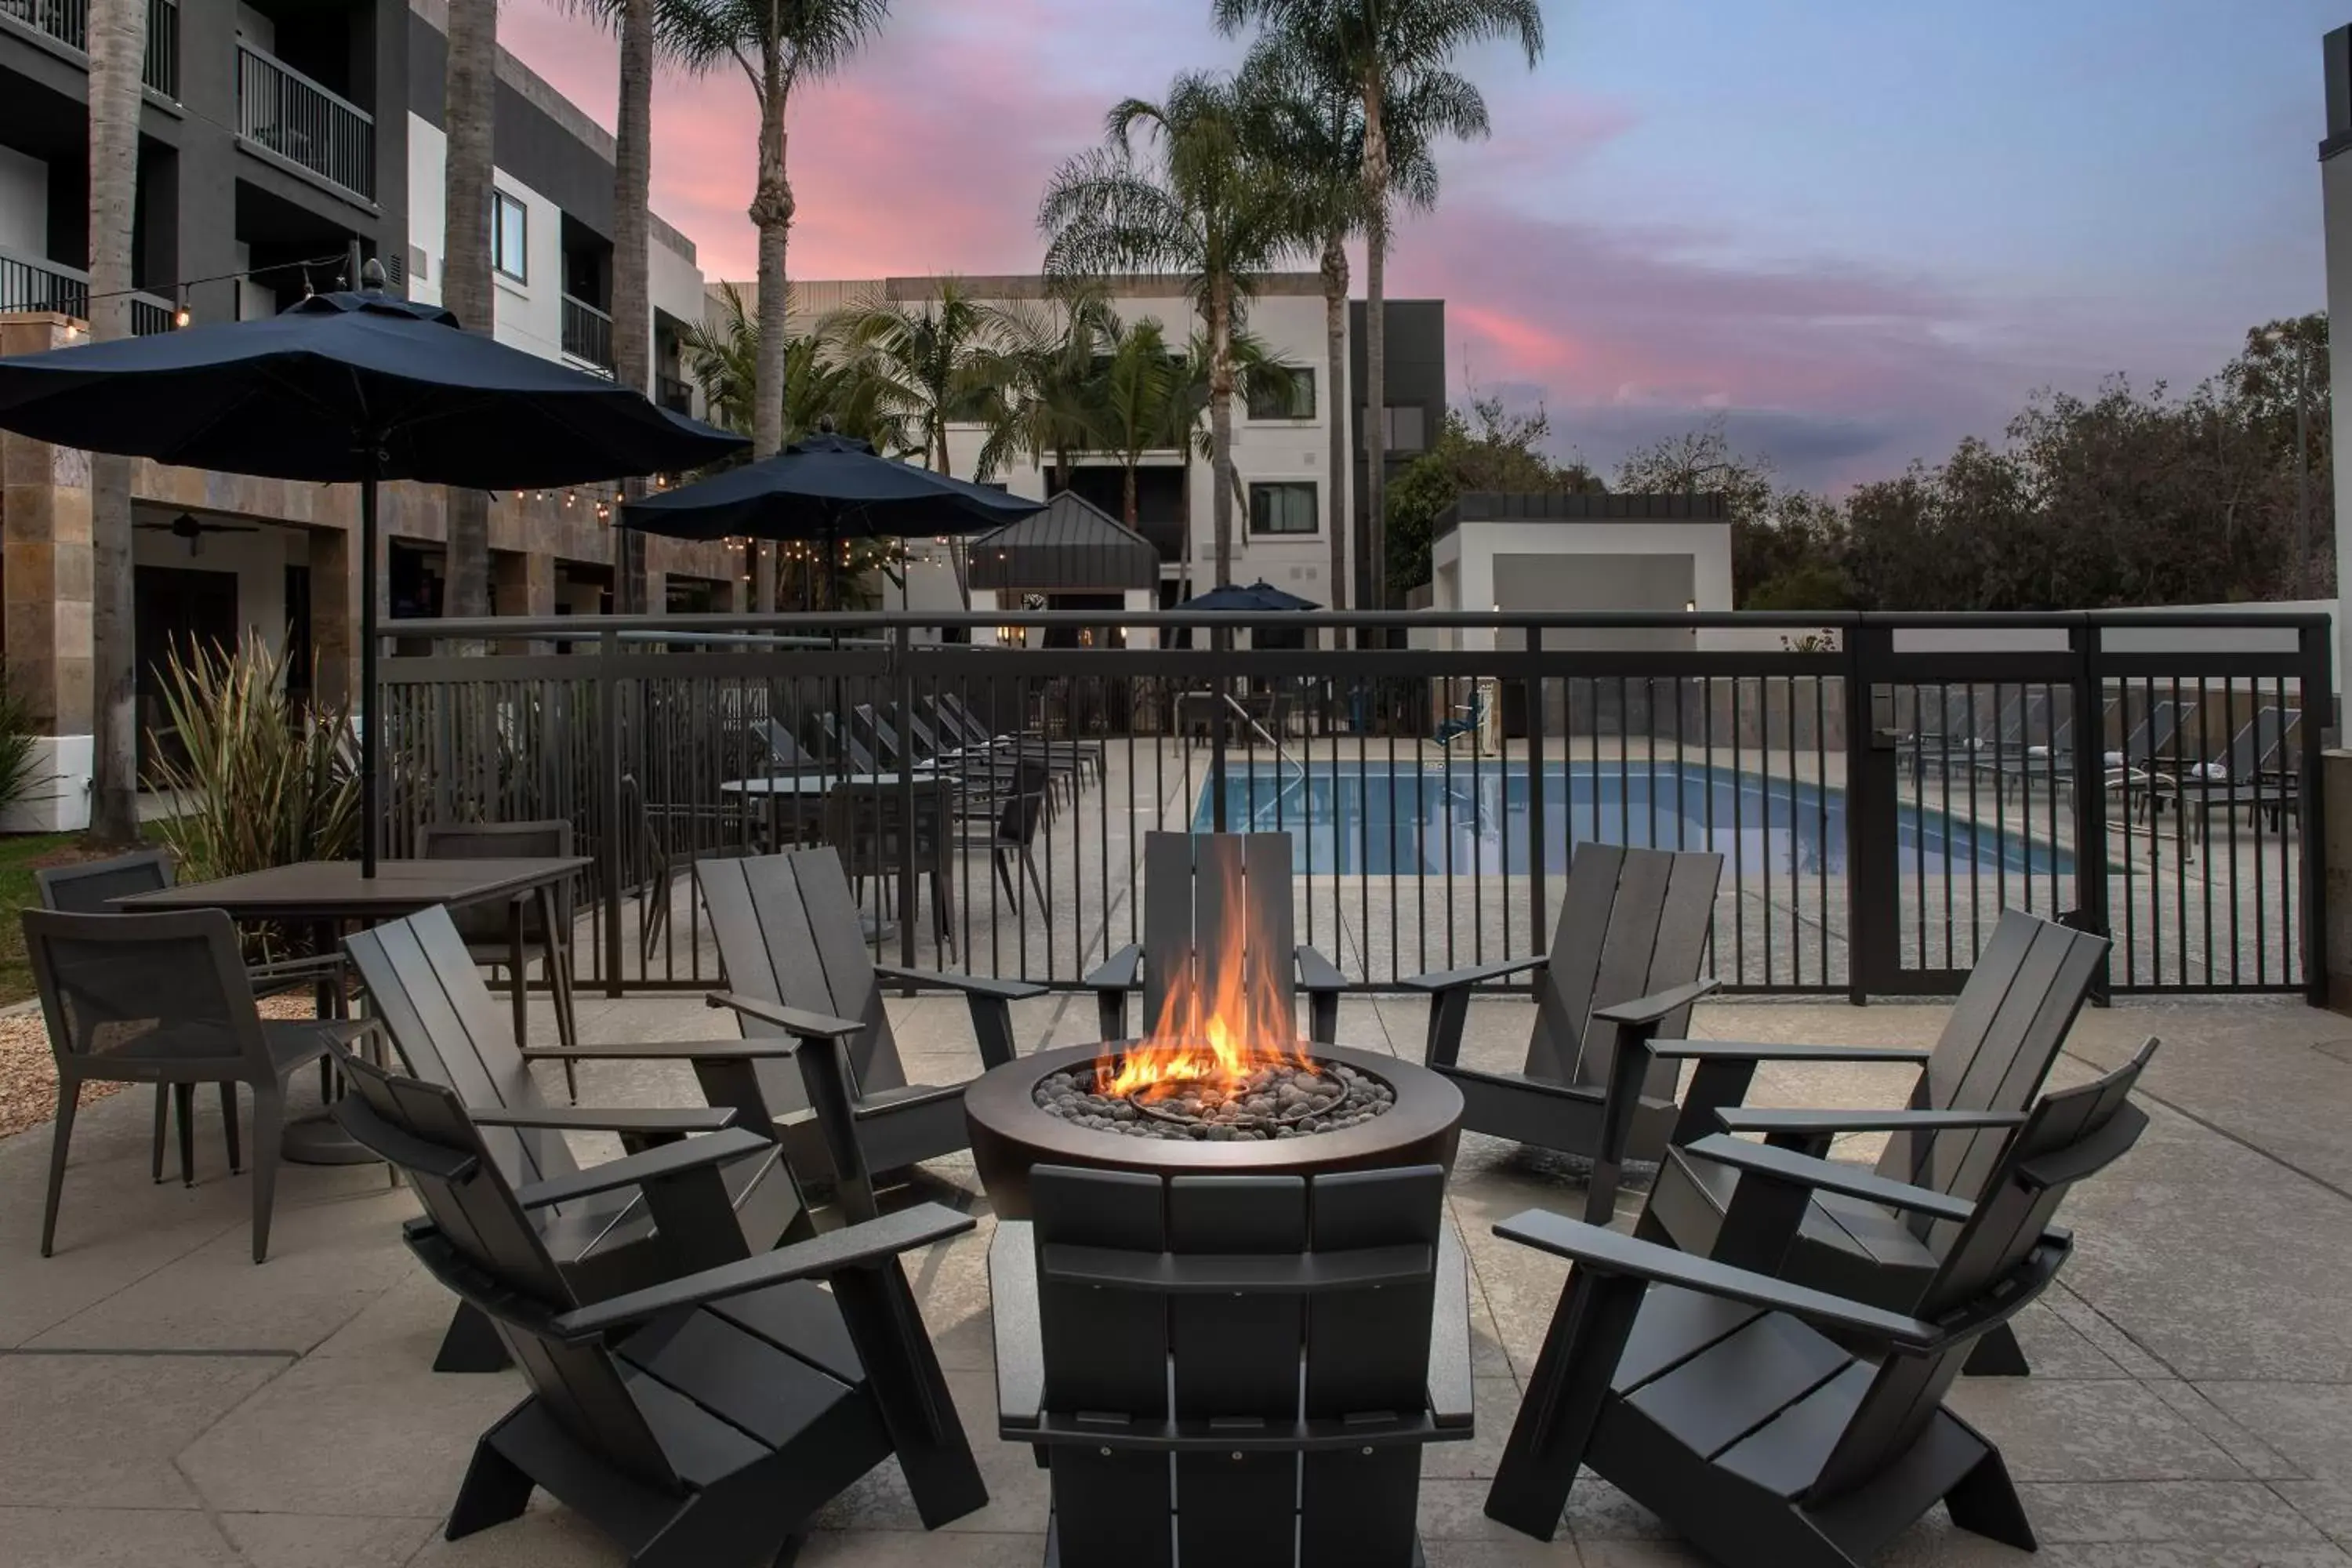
[1483,1040,2158,1566]
[345,906,813,1370]
[34,850,347,1185]
[1404,843,1723,1224]
[992,1161,1472,1567]
[331,1052,987,1568]
[1084,831,1347,1047]
[1614,906,2107,1377]
[701,848,1046,1222]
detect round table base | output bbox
[281,1113,380,1167]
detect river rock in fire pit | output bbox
[1033,1059,1393,1141]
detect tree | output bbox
[821,281,1025,477]
[1383,396,1602,593]
[1214,0,1541,608]
[83,0,144,844]
[1613,416,1851,608]
[659,0,891,608]
[679,281,902,448]
[999,284,1120,492]
[440,0,496,621]
[1040,71,1308,586]
[1094,316,1187,526]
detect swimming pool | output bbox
[1192,760,2072,879]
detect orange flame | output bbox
[1096,862,1307,1099]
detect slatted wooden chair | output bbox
[1403,843,1724,1223]
[1612,907,2106,1377]
[1482,1041,2157,1566]
[1084,831,1347,1050]
[346,906,817,1370]
[992,1162,1472,1567]
[331,1051,987,1568]
[701,848,1046,1223]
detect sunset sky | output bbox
[499,0,2343,489]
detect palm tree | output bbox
[1040,71,1307,587]
[1094,316,1185,528]
[681,283,907,451]
[1000,284,1120,492]
[83,0,143,844]
[440,0,498,619]
[820,281,1025,478]
[1214,0,1541,607]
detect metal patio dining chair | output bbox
[26,907,375,1262]
[417,818,582,1098]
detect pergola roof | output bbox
[967,490,1160,591]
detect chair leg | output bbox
[446,1432,536,1540]
[150,1083,169,1184]
[1022,845,1047,908]
[549,954,580,1105]
[1962,1320,2031,1377]
[1484,1267,1647,1541]
[174,1082,197,1188]
[219,1083,242,1174]
[248,1087,285,1264]
[993,849,1017,909]
[1944,1442,2034,1550]
[41,1077,79,1257]
[434,1301,515,1373]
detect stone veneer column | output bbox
[492,548,557,654]
[0,315,94,831]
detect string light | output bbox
[172,287,191,329]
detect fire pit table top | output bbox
[964,1041,1465,1218]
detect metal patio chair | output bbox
[332,1051,987,1568]
[417,818,582,1099]
[26,907,374,1262]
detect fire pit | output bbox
[966,1040,1462,1218]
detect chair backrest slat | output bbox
[1530,844,1725,1091]
[1138,832,1298,1043]
[343,908,572,1187]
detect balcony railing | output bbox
[655,372,694,414]
[235,41,374,202]
[562,294,614,375]
[0,245,176,335]
[0,0,181,96]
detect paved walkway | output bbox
[2,989,2349,1566]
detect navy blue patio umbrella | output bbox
[0,283,746,872]
[1175,579,1322,612]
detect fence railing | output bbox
[0,244,178,336]
[562,295,614,374]
[235,41,373,201]
[0,0,177,94]
[373,609,2331,1004]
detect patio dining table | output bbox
[114,856,590,1164]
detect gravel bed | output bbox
[0,995,320,1142]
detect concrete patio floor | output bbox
[3,988,2350,1567]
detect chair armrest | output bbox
[521,1039,804,1063]
[1715,1107,2027,1139]
[1428,1224,1473,1428]
[874,964,1047,1001]
[246,953,347,982]
[1592,978,1722,1030]
[991,1221,1044,1428]
[1294,945,1347,993]
[468,1104,741,1138]
[705,991,864,1040]
[1682,1134,1978,1223]
[554,1203,978,1339]
[514,1127,771,1210]
[1083,943,1143,991]
[1398,954,1546,993]
[1494,1209,1940,1351]
[1643,1040,1935,1065]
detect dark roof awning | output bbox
[967,490,1161,592]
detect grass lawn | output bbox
[0,833,80,1006]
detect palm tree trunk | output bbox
[609,0,654,613]
[1361,78,1390,612]
[1320,230,1350,612]
[749,54,792,612]
[83,0,143,846]
[1208,274,1236,588]
[441,0,495,621]
[1123,463,1138,527]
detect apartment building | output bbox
[0,0,739,827]
[724,274,1446,617]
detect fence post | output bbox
[2302,617,2332,1010]
[895,621,919,972]
[1526,626,1548,967]
[1210,623,1231,832]
[1843,621,1891,1004]
[598,630,625,997]
[2068,621,2112,1007]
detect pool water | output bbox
[1192,760,2072,879]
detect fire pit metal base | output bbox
[966,1042,1465,1219]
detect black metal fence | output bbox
[374,609,2330,1003]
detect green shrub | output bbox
[0,663,47,820]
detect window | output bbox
[1358,404,1427,454]
[1249,481,1318,535]
[1248,367,1316,420]
[492,191,528,282]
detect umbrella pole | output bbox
[359,462,380,877]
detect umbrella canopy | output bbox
[620,431,1045,543]
[0,289,744,485]
[1175,579,1322,612]
[0,285,747,874]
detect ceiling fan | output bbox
[137,512,260,557]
